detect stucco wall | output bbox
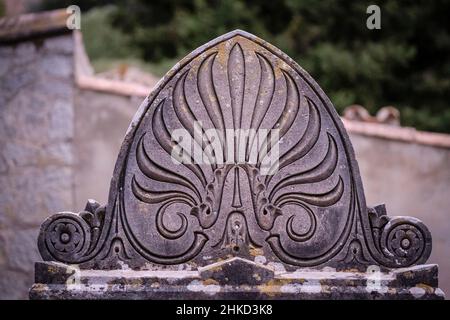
[0,33,76,299]
[73,89,143,209]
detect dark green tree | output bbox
[38,0,450,133]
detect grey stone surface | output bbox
[43,35,74,54]
[32,30,443,299]
[5,229,40,273]
[0,32,76,299]
[0,269,31,300]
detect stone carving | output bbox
[32,30,442,299]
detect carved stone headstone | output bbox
[30,30,444,299]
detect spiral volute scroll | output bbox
[380,217,432,267]
[37,200,105,264]
[38,213,91,263]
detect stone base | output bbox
[30,258,445,300]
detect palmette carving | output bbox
[37,30,432,270]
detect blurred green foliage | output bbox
[38,0,450,133]
[81,5,135,60]
[0,0,5,17]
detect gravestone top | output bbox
[31,30,443,299]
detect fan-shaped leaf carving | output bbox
[128,33,346,265]
[40,31,430,270]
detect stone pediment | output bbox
[32,30,442,299]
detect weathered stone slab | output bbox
[30,260,444,300]
[31,30,444,299]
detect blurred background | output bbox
[29,0,450,133]
[0,0,449,299]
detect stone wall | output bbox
[0,33,76,299]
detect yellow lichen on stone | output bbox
[47,265,58,274]
[402,271,414,279]
[215,41,229,67]
[257,279,292,297]
[249,247,263,257]
[417,283,434,294]
[203,279,219,286]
